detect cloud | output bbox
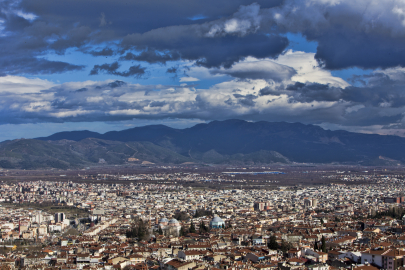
[99,12,107,27]
[116,4,289,68]
[0,75,54,94]
[4,0,405,137]
[233,93,258,107]
[211,57,296,82]
[266,0,405,69]
[20,0,282,34]
[205,3,262,37]
[0,70,405,136]
[275,50,350,87]
[3,0,405,75]
[107,80,127,88]
[121,25,288,68]
[89,62,147,78]
[0,54,85,76]
[119,50,181,64]
[179,77,199,82]
[166,67,178,74]
[88,48,114,56]
[0,0,288,74]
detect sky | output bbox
[2,0,405,141]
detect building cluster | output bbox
[0,175,404,269]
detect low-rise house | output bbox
[165,259,196,270]
[178,250,203,261]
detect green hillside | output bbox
[0,138,194,169]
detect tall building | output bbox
[254,202,266,211]
[312,198,318,208]
[35,213,42,223]
[304,199,312,208]
[54,212,65,223]
[254,201,270,211]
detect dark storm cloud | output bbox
[88,48,114,56]
[166,67,178,74]
[0,0,288,74]
[90,62,147,78]
[0,55,84,76]
[0,6,85,75]
[266,0,405,70]
[122,32,288,68]
[149,101,167,107]
[314,29,405,70]
[119,50,181,64]
[166,66,179,79]
[20,0,283,34]
[274,77,405,109]
[119,2,289,68]
[107,80,127,88]
[253,71,405,127]
[89,62,119,75]
[259,87,281,96]
[282,82,343,103]
[233,94,258,107]
[2,0,405,75]
[3,13,31,32]
[49,26,93,54]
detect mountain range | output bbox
[0,119,404,169]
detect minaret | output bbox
[148,210,151,228]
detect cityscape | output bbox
[3,0,405,269]
[0,166,402,270]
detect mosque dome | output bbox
[159,218,169,226]
[210,215,225,229]
[212,216,224,223]
[168,218,180,227]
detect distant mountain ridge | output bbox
[37,119,405,163]
[0,119,403,169]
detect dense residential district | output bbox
[2,171,405,270]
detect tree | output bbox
[137,220,146,239]
[194,209,213,218]
[314,241,318,251]
[173,212,189,221]
[321,236,326,253]
[280,240,292,253]
[199,221,208,233]
[126,219,148,241]
[189,221,196,233]
[334,217,340,222]
[320,218,324,225]
[180,226,185,236]
[126,226,138,238]
[158,227,163,236]
[138,229,145,239]
[268,235,278,250]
